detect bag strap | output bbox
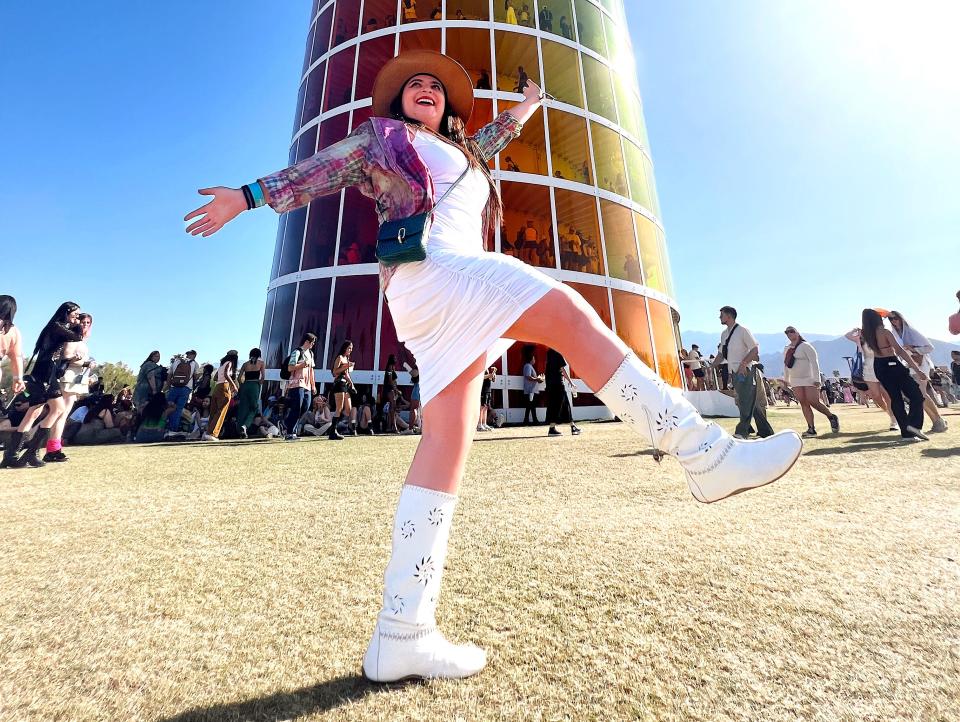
[432,163,471,211]
[721,323,739,364]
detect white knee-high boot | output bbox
[362,484,486,683]
[596,352,802,503]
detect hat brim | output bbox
[371,50,474,121]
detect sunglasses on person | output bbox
[784,329,797,335]
[888,315,901,322]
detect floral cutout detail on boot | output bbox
[414,556,435,585]
[596,351,803,504]
[363,485,486,683]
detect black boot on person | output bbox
[1,431,25,469]
[328,414,344,440]
[16,428,50,468]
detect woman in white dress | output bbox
[782,326,839,437]
[184,51,802,683]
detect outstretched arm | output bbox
[471,80,544,160]
[184,124,372,237]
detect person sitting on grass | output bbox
[300,395,333,436]
[248,412,281,439]
[186,396,212,441]
[134,392,175,443]
[74,394,124,445]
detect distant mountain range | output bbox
[680,330,960,378]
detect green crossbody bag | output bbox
[375,163,471,267]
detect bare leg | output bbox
[798,399,815,429]
[802,386,834,419]
[505,287,628,391]
[404,355,486,494]
[16,404,47,434]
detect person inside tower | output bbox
[185,50,802,684]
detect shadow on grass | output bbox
[609,449,660,458]
[159,674,420,721]
[804,441,908,456]
[921,446,960,458]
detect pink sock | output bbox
[46,439,62,453]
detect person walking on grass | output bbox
[860,309,929,441]
[477,365,495,432]
[2,302,83,469]
[329,340,355,440]
[236,348,265,438]
[782,326,839,438]
[206,351,239,441]
[284,333,317,441]
[545,347,580,436]
[184,50,801,684]
[165,350,199,434]
[844,327,898,431]
[887,311,947,433]
[521,344,543,425]
[712,306,775,439]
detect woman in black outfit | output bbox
[2,302,83,468]
[860,308,929,441]
[544,348,581,437]
[330,340,355,439]
[382,354,400,433]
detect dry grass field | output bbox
[1,403,958,721]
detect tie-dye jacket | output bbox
[259,111,524,290]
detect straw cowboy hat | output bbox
[371,50,475,121]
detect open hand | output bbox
[184,187,247,236]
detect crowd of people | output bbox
[0,296,591,467]
[2,294,958,468]
[680,303,960,442]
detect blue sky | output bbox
[2,1,957,368]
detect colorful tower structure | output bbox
[260,0,682,419]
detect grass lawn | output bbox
[1,403,958,721]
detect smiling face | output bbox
[401,74,446,132]
[80,316,93,338]
[67,308,80,325]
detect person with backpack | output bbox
[282,333,317,440]
[165,350,199,433]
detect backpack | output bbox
[279,351,295,380]
[170,359,194,387]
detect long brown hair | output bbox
[861,308,884,353]
[389,79,503,243]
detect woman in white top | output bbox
[46,312,97,462]
[844,328,897,431]
[888,311,947,433]
[206,350,239,440]
[185,52,802,683]
[783,327,839,437]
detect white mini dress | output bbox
[384,131,561,406]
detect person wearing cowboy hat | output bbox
[186,50,803,683]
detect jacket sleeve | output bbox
[259,122,373,214]
[470,111,524,162]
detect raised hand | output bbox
[183,186,248,237]
[521,78,543,103]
